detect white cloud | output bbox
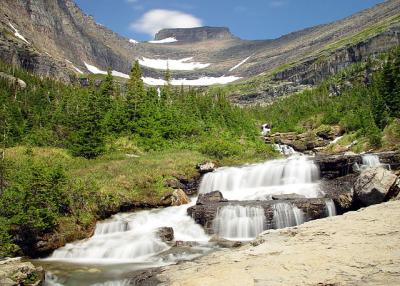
[130,9,203,37]
[269,1,286,8]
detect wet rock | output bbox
[197,162,216,174]
[354,167,397,206]
[188,199,328,235]
[0,257,44,286]
[196,191,226,205]
[320,174,357,213]
[156,227,174,242]
[209,236,243,248]
[174,241,200,247]
[161,189,190,206]
[272,194,306,200]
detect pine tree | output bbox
[68,90,106,158]
[99,68,114,112]
[161,64,172,104]
[126,60,145,127]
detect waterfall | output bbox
[48,200,209,264]
[325,199,336,217]
[274,144,297,156]
[273,203,305,229]
[199,156,321,200]
[362,154,381,167]
[213,205,265,240]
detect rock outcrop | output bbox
[0,257,44,286]
[154,27,236,42]
[188,196,328,235]
[265,132,330,152]
[353,167,397,206]
[158,200,400,286]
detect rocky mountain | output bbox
[0,0,399,102]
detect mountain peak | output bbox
[154,26,237,42]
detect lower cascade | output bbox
[213,205,265,240]
[325,199,337,217]
[273,203,305,229]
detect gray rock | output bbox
[0,257,44,286]
[197,162,216,174]
[354,167,397,206]
[196,191,226,205]
[156,227,174,242]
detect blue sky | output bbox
[75,0,384,41]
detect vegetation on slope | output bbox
[0,61,273,257]
[251,47,400,152]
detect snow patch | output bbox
[8,23,30,44]
[229,56,251,72]
[72,66,84,74]
[65,59,72,64]
[142,76,241,86]
[139,57,210,71]
[148,37,178,44]
[111,70,130,79]
[84,62,129,78]
[129,39,139,44]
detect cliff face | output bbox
[154,27,236,42]
[0,0,399,102]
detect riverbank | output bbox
[157,200,400,286]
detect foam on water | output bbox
[48,199,209,264]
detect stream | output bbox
[38,154,380,285]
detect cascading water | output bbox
[325,199,337,217]
[213,205,265,240]
[273,203,305,229]
[274,144,297,156]
[362,154,381,167]
[49,200,209,264]
[199,156,321,200]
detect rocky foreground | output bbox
[157,200,400,286]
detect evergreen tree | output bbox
[126,60,145,126]
[99,68,114,112]
[68,90,106,158]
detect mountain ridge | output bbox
[0,0,399,102]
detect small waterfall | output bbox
[325,199,336,217]
[362,154,381,167]
[213,205,265,240]
[199,156,321,200]
[273,203,305,229]
[48,200,209,264]
[274,144,297,156]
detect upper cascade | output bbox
[154,26,237,42]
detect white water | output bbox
[48,199,209,264]
[362,154,381,167]
[274,144,297,156]
[199,156,321,200]
[273,203,305,229]
[213,205,265,240]
[325,199,337,217]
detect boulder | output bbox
[196,191,226,205]
[161,189,190,206]
[0,257,44,286]
[156,227,174,242]
[354,167,397,206]
[197,162,216,174]
[0,72,27,90]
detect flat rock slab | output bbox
[158,201,400,286]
